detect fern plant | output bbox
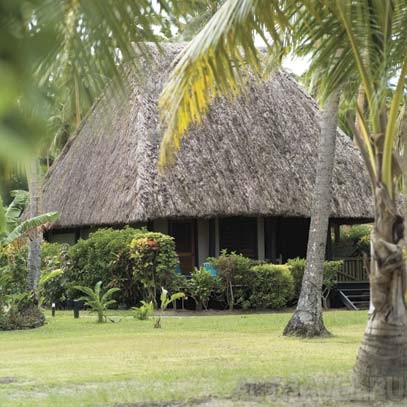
[74,281,120,323]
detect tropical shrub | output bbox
[0,245,41,330]
[40,242,70,307]
[340,224,372,254]
[132,300,154,320]
[0,244,28,297]
[154,287,185,328]
[129,232,179,308]
[68,227,143,307]
[247,264,294,309]
[186,267,219,311]
[287,257,343,304]
[74,281,120,323]
[207,250,253,311]
[286,257,307,300]
[0,292,45,330]
[321,260,343,308]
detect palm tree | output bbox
[5,0,205,317]
[158,0,407,393]
[158,0,340,338]
[283,89,340,337]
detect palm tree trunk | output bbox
[283,90,340,337]
[353,184,407,395]
[25,158,42,303]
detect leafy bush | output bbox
[286,257,306,300]
[132,300,154,320]
[68,227,144,307]
[340,224,372,254]
[207,250,253,311]
[0,245,46,330]
[0,244,28,298]
[130,232,179,308]
[356,234,370,254]
[287,258,343,304]
[0,296,45,330]
[186,267,219,311]
[40,242,70,307]
[347,224,372,242]
[322,260,342,290]
[248,264,294,309]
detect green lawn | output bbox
[0,310,368,406]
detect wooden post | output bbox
[334,223,340,244]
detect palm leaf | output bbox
[94,281,103,299]
[382,55,407,195]
[39,269,64,289]
[0,197,6,236]
[102,299,117,309]
[170,292,186,303]
[159,0,289,167]
[5,190,29,232]
[74,286,96,299]
[2,211,58,247]
[101,287,120,303]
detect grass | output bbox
[0,310,368,406]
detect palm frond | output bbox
[159,0,289,167]
[4,190,29,232]
[2,211,58,247]
[0,197,6,236]
[74,286,96,299]
[39,269,64,289]
[102,299,117,309]
[101,287,120,303]
[382,56,407,195]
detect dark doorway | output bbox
[219,217,258,258]
[169,220,196,274]
[276,217,310,262]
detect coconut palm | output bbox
[158,0,341,338]
[4,0,207,317]
[158,0,407,393]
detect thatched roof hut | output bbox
[43,43,373,268]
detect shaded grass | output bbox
[0,310,368,406]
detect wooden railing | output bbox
[334,257,368,282]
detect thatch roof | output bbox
[43,43,373,229]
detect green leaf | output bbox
[2,211,58,247]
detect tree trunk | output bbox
[283,90,340,337]
[25,158,42,304]
[353,184,407,396]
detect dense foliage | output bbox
[287,257,343,303]
[0,245,45,330]
[247,264,294,309]
[40,242,70,307]
[68,228,140,306]
[184,267,220,311]
[340,224,372,254]
[207,250,253,311]
[129,232,179,308]
[0,230,349,317]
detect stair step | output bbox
[337,287,370,310]
[345,294,370,299]
[340,288,370,292]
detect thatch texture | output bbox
[43,43,373,229]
